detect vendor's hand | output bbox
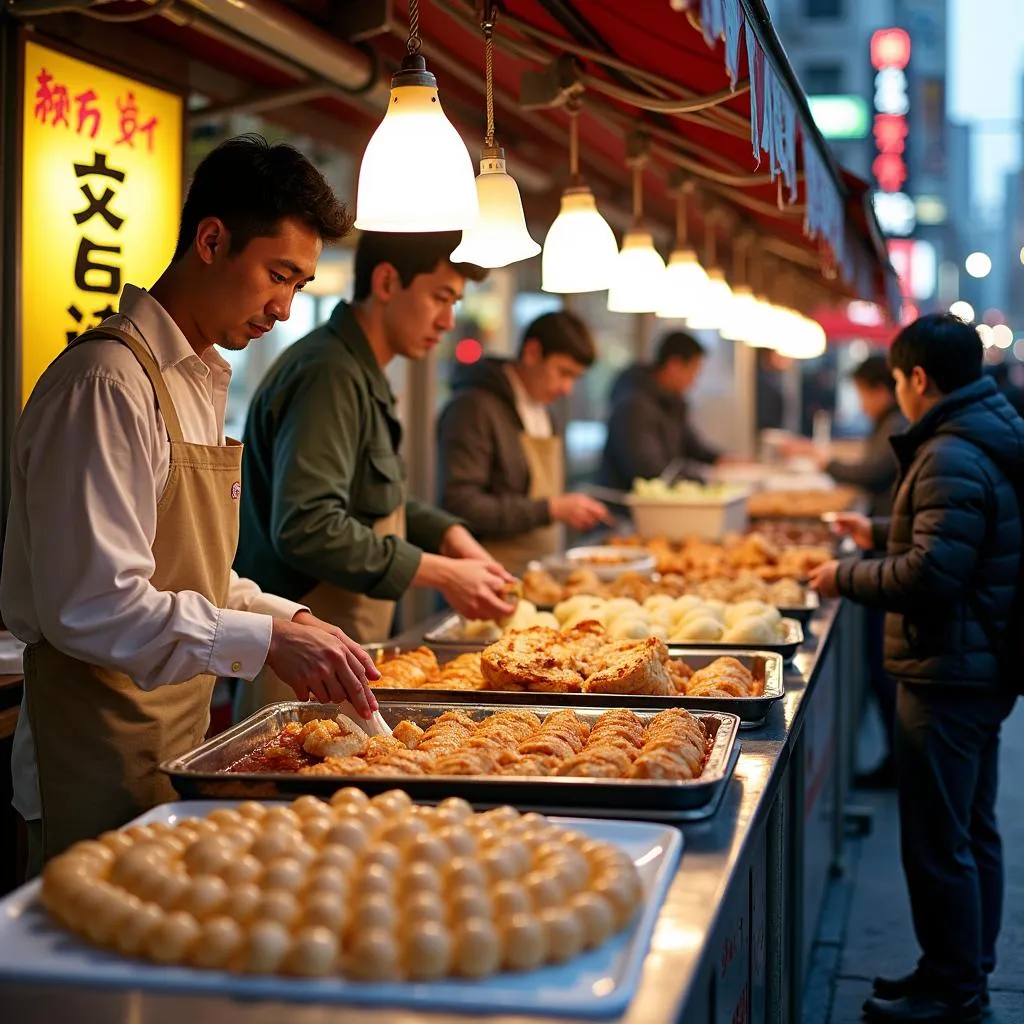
[440,525,513,577]
[808,560,840,599]
[266,617,380,718]
[830,512,873,550]
[549,493,612,531]
[440,559,516,622]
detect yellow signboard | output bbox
[20,39,183,404]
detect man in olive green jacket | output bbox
[234,231,515,666]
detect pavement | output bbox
[803,700,1024,1024]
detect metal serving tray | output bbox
[161,702,741,822]
[425,614,804,663]
[369,650,783,727]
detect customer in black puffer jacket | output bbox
[810,314,1023,1024]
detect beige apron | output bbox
[24,327,241,864]
[235,505,406,720]
[483,434,565,577]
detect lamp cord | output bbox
[484,21,495,148]
[568,103,580,180]
[407,0,422,56]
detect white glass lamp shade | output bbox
[607,231,667,313]
[657,247,710,319]
[355,64,478,232]
[745,295,778,348]
[720,285,760,342]
[684,268,734,330]
[774,308,824,359]
[449,152,540,268]
[541,185,619,293]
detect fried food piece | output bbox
[301,718,370,760]
[480,627,585,693]
[518,735,577,761]
[560,745,634,778]
[297,755,368,776]
[521,569,564,607]
[496,754,562,777]
[363,736,407,762]
[583,637,674,697]
[391,720,424,750]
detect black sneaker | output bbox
[862,992,983,1023]
[873,973,990,1009]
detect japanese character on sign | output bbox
[115,91,158,153]
[65,303,117,344]
[34,68,70,128]
[74,89,101,139]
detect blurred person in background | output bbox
[437,311,609,576]
[986,363,1024,418]
[598,330,721,492]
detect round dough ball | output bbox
[397,860,444,897]
[447,885,492,923]
[221,853,263,889]
[154,834,188,858]
[571,892,616,950]
[225,882,263,926]
[668,595,703,621]
[539,905,584,963]
[452,917,501,978]
[290,795,328,820]
[356,863,395,898]
[287,925,339,977]
[99,830,135,856]
[643,594,675,614]
[301,818,332,848]
[190,915,244,970]
[593,870,642,928]
[315,846,357,875]
[236,801,268,823]
[533,612,560,630]
[217,826,256,852]
[479,846,517,884]
[124,825,160,845]
[190,819,221,840]
[491,879,531,919]
[354,805,386,836]
[673,615,725,643]
[289,843,317,872]
[403,890,447,925]
[501,912,546,972]
[115,902,166,957]
[494,838,530,876]
[721,615,776,645]
[83,887,139,945]
[403,920,452,980]
[302,892,347,934]
[370,789,413,818]
[346,927,399,981]
[379,817,429,850]
[260,857,304,894]
[250,829,302,864]
[206,808,245,830]
[350,893,398,934]
[324,818,369,854]
[553,594,602,624]
[262,807,302,833]
[404,833,448,869]
[144,869,190,911]
[145,909,201,964]
[177,874,230,921]
[703,599,728,622]
[435,796,474,823]
[173,827,200,848]
[723,600,772,627]
[434,825,476,859]
[329,786,370,811]
[255,890,300,929]
[524,870,565,912]
[305,866,349,899]
[183,836,233,876]
[112,843,168,891]
[445,856,487,892]
[245,920,292,974]
[364,841,405,874]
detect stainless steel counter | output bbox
[0,601,850,1024]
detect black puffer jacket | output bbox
[836,378,1024,688]
[598,365,720,491]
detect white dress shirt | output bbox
[504,364,553,439]
[3,285,305,820]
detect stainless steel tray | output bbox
[425,614,804,662]
[161,701,741,821]
[371,651,784,727]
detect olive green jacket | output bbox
[234,302,460,603]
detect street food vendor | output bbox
[598,330,721,492]
[0,136,379,874]
[437,311,610,575]
[233,231,515,714]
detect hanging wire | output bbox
[407,0,422,56]
[80,0,173,22]
[483,9,496,148]
[631,162,644,224]
[568,101,581,181]
[704,211,719,270]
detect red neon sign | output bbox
[871,28,911,71]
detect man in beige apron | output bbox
[438,311,610,577]
[2,136,378,872]
[234,231,517,718]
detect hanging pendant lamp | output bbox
[607,134,666,314]
[450,3,539,268]
[658,179,710,320]
[541,102,618,293]
[720,235,760,342]
[354,0,478,232]
[684,212,734,330]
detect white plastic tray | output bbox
[0,800,683,1019]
